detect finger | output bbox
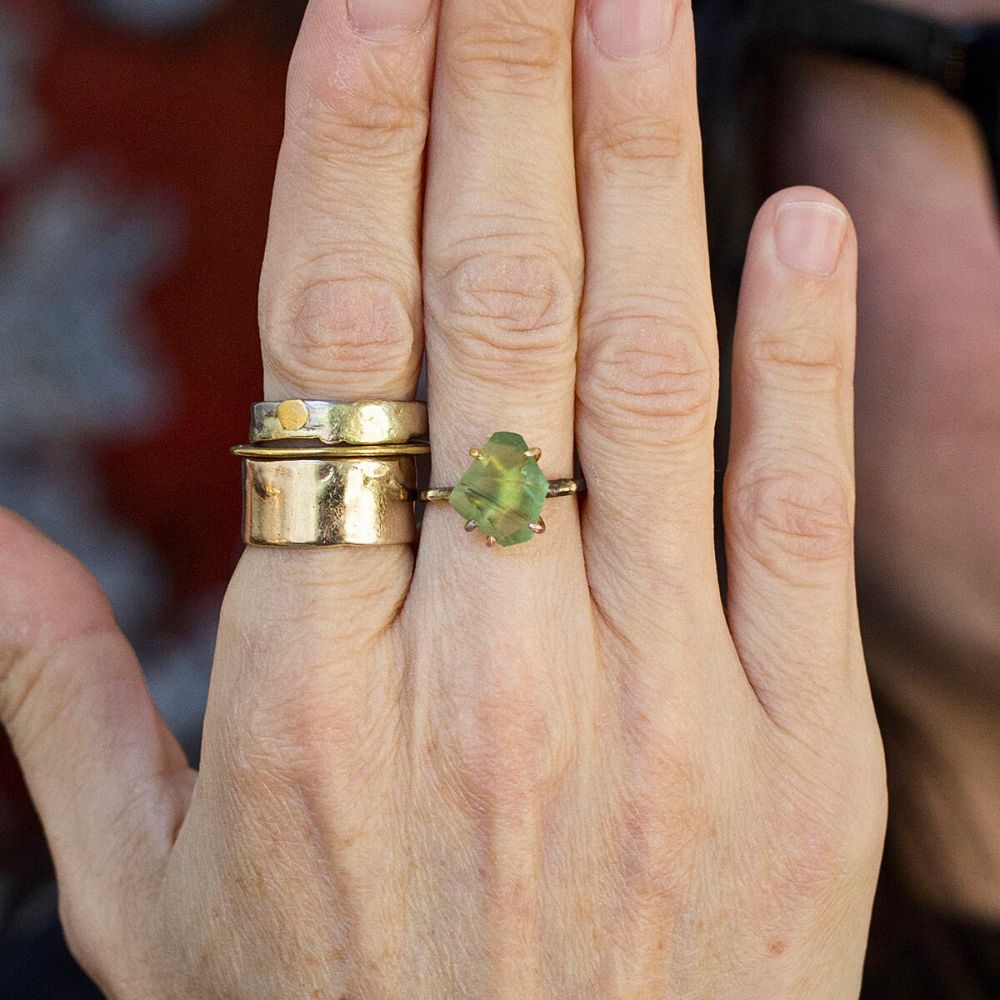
[573,1,726,644]
[260,0,437,404]
[419,0,583,544]
[237,0,440,665]
[195,8,441,942]
[0,510,193,987]
[568,12,747,984]
[406,6,587,985]
[191,7,440,936]
[724,188,864,731]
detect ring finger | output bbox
[573,0,730,664]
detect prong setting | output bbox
[448,433,552,548]
[529,519,546,535]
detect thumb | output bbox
[0,508,194,976]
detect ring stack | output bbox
[233,400,429,547]
[234,401,587,551]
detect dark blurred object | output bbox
[1,926,104,1000]
[76,0,230,33]
[751,0,1000,208]
[74,0,310,43]
[865,857,1000,999]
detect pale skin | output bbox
[0,1,887,997]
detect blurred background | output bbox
[0,1,308,994]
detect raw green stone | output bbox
[449,432,549,547]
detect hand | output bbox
[0,1,887,996]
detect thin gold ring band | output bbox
[233,441,431,460]
[418,478,586,503]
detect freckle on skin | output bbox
[769,939,788,956]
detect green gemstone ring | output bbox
[418,432,586,548]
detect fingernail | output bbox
[347,0,432,40]
[588,0,675,59]
[774,201,848,277]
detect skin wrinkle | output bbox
[428,248,580,338]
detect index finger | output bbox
[211,0,440,752]
[259,0,438,403]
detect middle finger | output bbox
[420,0,583,551]
[407,7,591,980]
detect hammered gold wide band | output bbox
[234,400,428,547]
[233,401,587,549]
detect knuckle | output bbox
[752,741,883,911]
[449,722,560,812]
[1,632,118,758]
[774,818,853,903]
[230,694,329,788]
[614,790,701,912]
[750,327,848,394]
[436,670,575,815]
[770,779,886,906]
[427,245,579,387]
[216,612,399,796]
[579,307,715,445]
[261,272,417,395]
[730,468,855,572]
[610,723,708,910]
[581,113,688,180]
[445,16,564,96]
[243,683,398,794]
[286,52,428,163]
